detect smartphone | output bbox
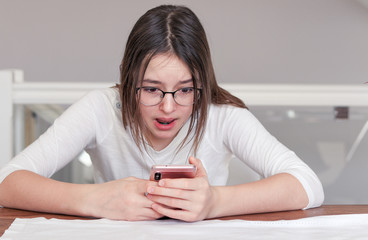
[149,164,197,181]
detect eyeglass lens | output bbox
[137,87,200,106]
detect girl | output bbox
[0,5,323,222]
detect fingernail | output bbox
[159,180,165,186]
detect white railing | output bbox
[1,69,368,167]
[11,80,368,106]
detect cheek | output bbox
[183,106,194,119]
[139,105,157,122]
[138,106,148,120]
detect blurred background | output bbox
[1,0,368,204]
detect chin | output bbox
[155,133,176,140]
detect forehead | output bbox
[144,54,191,79]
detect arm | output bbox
[0,170,91,215]
[146,107,323,221]
[221,108,324,210]
[0,89,162,220]
[0,170,162,220]
[146,157,308,221]
[209,172,308,218]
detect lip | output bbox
[154,118,176,131]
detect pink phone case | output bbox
[150,165,197,181]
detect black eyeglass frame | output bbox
[135,87,202,106]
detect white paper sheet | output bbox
[2,214,368,240]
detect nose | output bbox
[159,93,176,113]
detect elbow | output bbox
[285,170,324,210]
[303,176,325,210]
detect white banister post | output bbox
[13,70,25,155]
[0,70,15,167]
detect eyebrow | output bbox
[142,79,193,85]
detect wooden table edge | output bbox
[1,205,368,237]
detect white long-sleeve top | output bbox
[0,88,324,208]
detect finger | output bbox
[141,197,159,208]
[140,207,165,220]
[151,203,196,222]
[145,180,159,188]
[147,194,191,211]
[128,208,164,221]
[141,180,159,195]
[188,157,208,177]
[157,178,197,190]
[157,175,210,191]
[146,185,191,199]
[136,187,163,208]
[127,196,165,219]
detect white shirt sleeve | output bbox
[0,90,109,184]
[220,106,324,209]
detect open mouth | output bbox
[157,119,175,125]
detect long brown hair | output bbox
[118,5,246,153]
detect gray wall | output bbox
[1,0,368,84]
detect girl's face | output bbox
[138,54,194,150]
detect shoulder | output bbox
[80,87,120,113]
[84,87,119,105]
[77,87,121,143]
[206,104,265,136]
[64,87,121,126]
[208,104,254,122]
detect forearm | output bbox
[209,173,309,218]
[0,170,94,216]
[0,170,162,221]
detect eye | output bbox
[178,87,194,94]
[142,87,159,94]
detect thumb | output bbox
[189,157,208,178]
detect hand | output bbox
[146,157,215,222]
[80,177,164,221]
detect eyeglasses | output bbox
[136,87,201,106]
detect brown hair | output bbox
[118,5,246,153]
